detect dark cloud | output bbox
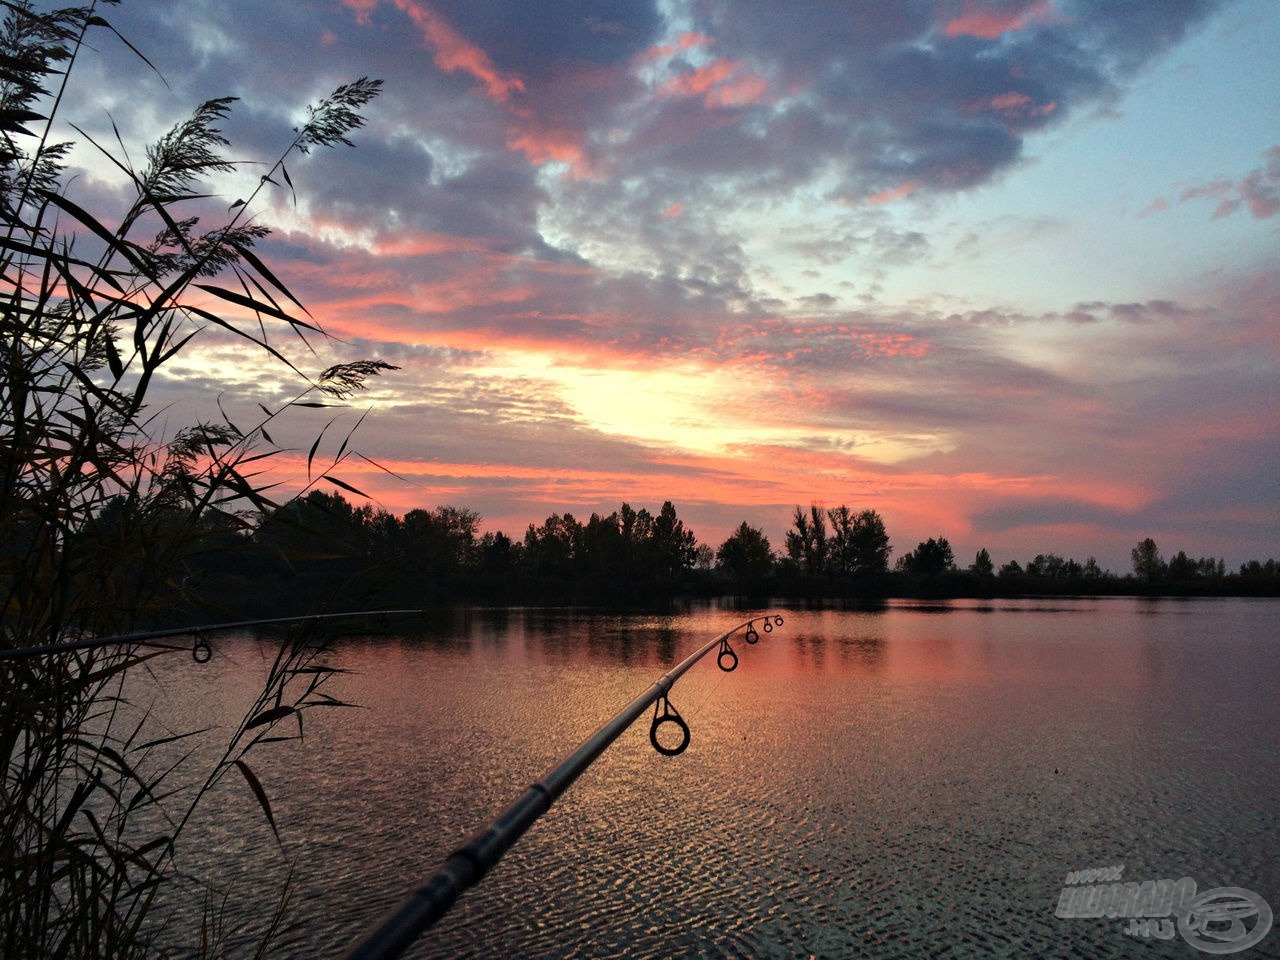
[1067,0,1227,70]
[314,144,550,251]
[70,0,1233,318]
[974,498,1126,535]
[429,0,662,76]
[85,1,1230,212]
[646,0,1228,198]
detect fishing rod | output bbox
[341,612,786,960]
[0,608,430,662]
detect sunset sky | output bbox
[68,0,1278,570]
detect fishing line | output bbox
[689,612,780,753]
[0,608,431,662]
[342,613,786,960]
[659,623,753,752]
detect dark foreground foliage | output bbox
[1,4,384,956]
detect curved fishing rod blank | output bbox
[341,613,785,960]
[0,608,430,662]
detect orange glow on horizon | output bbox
[248,433,1156,549]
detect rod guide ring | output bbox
[649,696,690,756]
[192,634,212,663]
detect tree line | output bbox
[133,492,1280,621]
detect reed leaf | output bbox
[243,704,296,730]
[325,475,370,498]
[1,3,386,955]
[231,760,278,842]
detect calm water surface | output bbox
[147,598,1280,959]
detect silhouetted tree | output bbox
[1239,559,1278,579]
[618,502,652,554]
[478,530,518,576]
[582,511,627,577]
[1166,550,1220,581]
[897,537,955,575]
[819,505,888,575]
[785,504,827,574]
[1025,553,1087,579]
[177,497,1280,604]
[523,513,585,579]
[355,504,401,562]
[716,522,774,578]
[401,505,481,575]
[825,505,856,573]
[694,543,716,570]
[649,501,699,578]
[1026,553,1066,578]
[1131,537,1165,581]
[844,514,885,576]
[258,490,368,566]
[969,548,994,577]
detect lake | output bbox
[146,597,1280,959]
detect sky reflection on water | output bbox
[145,598,1279,959]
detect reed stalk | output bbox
[1,3,386,955]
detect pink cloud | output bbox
[1211,198,1241,220]
[346,0,524,103]
[664,57,737,96]
[506,120,591,176]
[347,2,636,177]
[866,182,918,206]
[1168,147,1280,220]
[1241,146,1280,218]
[941,0,1062,39]
[975,91,1058,120]
[661,202,684,220]
[369,233,492,258]
[990,91,1031,110]
[1179,179,1233,203]
[708,72,769,108]
[503,61,633,176]
[662,57,770,109]
[635,31,711,64]
[1136,196,1169,219]
[342,0,377,26]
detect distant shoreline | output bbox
[159,568,1278,629]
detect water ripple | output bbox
[133,600,1280,959]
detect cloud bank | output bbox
[62,0,1279,568]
